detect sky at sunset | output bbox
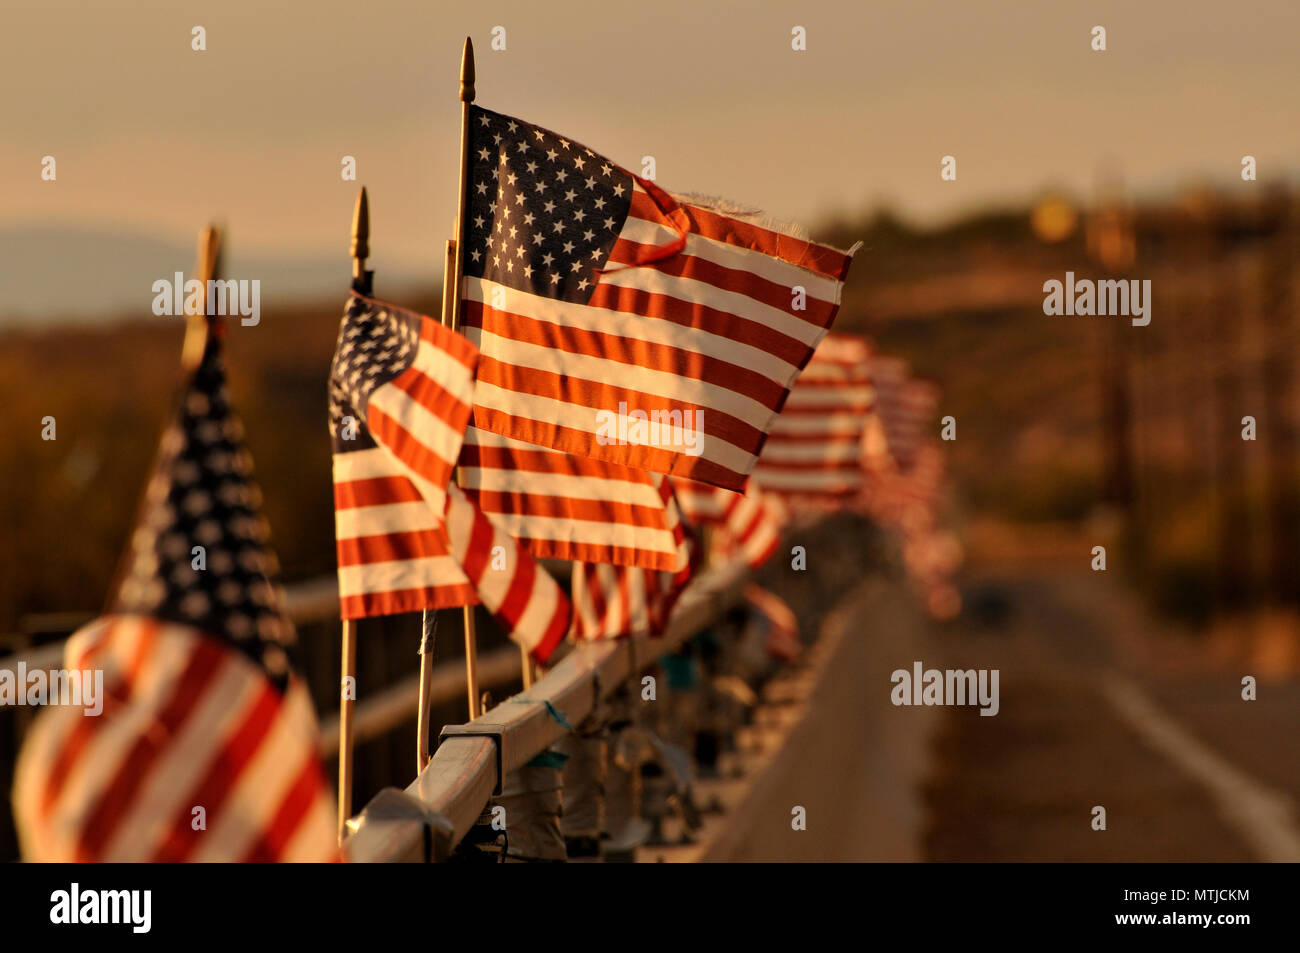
[3,0,1297,319]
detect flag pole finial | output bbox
[460,36,475,103]
[350,185,369,280]
[181,225,221,370]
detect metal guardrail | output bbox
[2,562,752,862]
[342,558,751,862]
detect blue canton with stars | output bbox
[464,106,634,305]
[329,294,422,454]
[112,333,293,689]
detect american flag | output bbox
[570,482,698,640]
[862,439,948,531]
[457,424,688,572]
[330,294,570,661]
[460,105,855,492]
[752,333,875,509]
[744,584,801,663]
[867,356,940,473]
[671,477,785,570]
[14,333,336,862]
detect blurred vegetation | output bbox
[2,192,1297,636]
[0,288,439,637]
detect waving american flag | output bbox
[330,293,570,661]
[753,333,876,510]
[460,106,855,492]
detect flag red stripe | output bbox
[336,528,450,567]
[496,556,537,633]
[333,475,425,510]
[240,753,329,862]
[458,504,496,582]
[388,363,474,433]
[459,441,652,481]
[417,310,478,367]
[367,404,455,493]
[532,605,569,662]
[340,585,478,620]
[463,486,676,532]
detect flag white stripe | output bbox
[458,466,662,507]
[337,556,468,598]
[474,510,676,552]
[332,447,408,483]
[334,501,443,538]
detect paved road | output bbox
[649,567,1298,862]
[923,570,1299,862]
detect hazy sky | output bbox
[3,0,1298,317]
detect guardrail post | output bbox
[602,685,649,862]
[496,753,566,862]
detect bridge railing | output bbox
[1,560,752,863]
[342,558,751,862]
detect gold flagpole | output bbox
[437,36,485,721]
[416,238,461,767]
[338,186,368,843]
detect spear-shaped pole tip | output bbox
[350,185,369,264]
[460,37,475,103]
[199,225,221,285]
[182,224,221,369]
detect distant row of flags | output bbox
[13,97,954,861]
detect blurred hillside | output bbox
[0,283,437,639]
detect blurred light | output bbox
[1031,195,1078,244]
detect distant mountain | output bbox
[0,224,432,326]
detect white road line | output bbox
[1099,673,1300,862]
